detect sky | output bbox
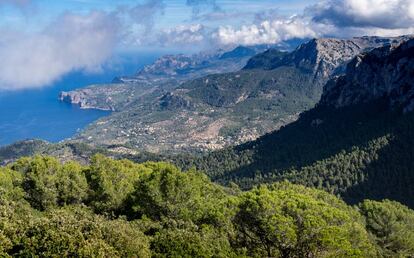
[0,0,413,90]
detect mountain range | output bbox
[59,36,410,154]
[188,37,414,208]
[2,35,414,209]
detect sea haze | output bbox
[0,52,161,146]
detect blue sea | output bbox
[0,52,161,146]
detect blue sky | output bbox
[0,0,316,31]
[0,0,413,90]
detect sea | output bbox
[0,52,162,146]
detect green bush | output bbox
[1,155,414,257]
[359,200,414,257]
[85,154,149,214]
[233,182,375,257]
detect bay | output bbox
[0,52,161,146]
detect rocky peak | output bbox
[320,38,414,112]
[246,36,412,87]
[282,38,362,78]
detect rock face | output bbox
[320,38,414,112]
[59,83,163,112]
[246,36,412,86]
[59,87,116,111]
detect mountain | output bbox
[113,46,263,84]
[59,82,168,112]
[59,46,264,112]
[4,36,414,209]
[3,37,414,257]
[321,39,414,111]
[243,48,287,70]
[219,46,257,59]
[67,36,407,154]
[190,37,414,208]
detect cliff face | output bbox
[245,36,412,86]
[59,91,109,111]
[320,38,414,112]
[59,80,166,112]
[59,87,117,111]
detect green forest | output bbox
[168,100,414,208]
[1,154,414,257]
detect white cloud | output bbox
[0,11,119,90]
[308,0,414,29]
[157,24,206,46]
[117,0,164,33]
[0,0,166,90]
[214,16,319,46]
[211,0,414,46]
[2,0,414,89]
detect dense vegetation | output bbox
[3,99,414,211]
[1,155,413,257]
[170,100,414,208]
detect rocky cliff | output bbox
[246,36,412,85]
[320,38,414,112]
[59,88,115,111]
[58,83,163,112]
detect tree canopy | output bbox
[0,155,413,257]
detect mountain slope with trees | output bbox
[187,38,414,208]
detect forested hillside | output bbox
[1,155,414,257]
[184,38,414,208]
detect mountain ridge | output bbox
[188,37,414,208]
[59,45,266,112]
[321,38,414,111]
[66,36,410,153]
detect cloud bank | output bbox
[118,0,164,33]
[0,11,119,90]
[211,0,414,46]
[157,24,206,46]
[1,0,413,89]
[215,16,319,45]
[309,0,414,29]
[0,0,164,90]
